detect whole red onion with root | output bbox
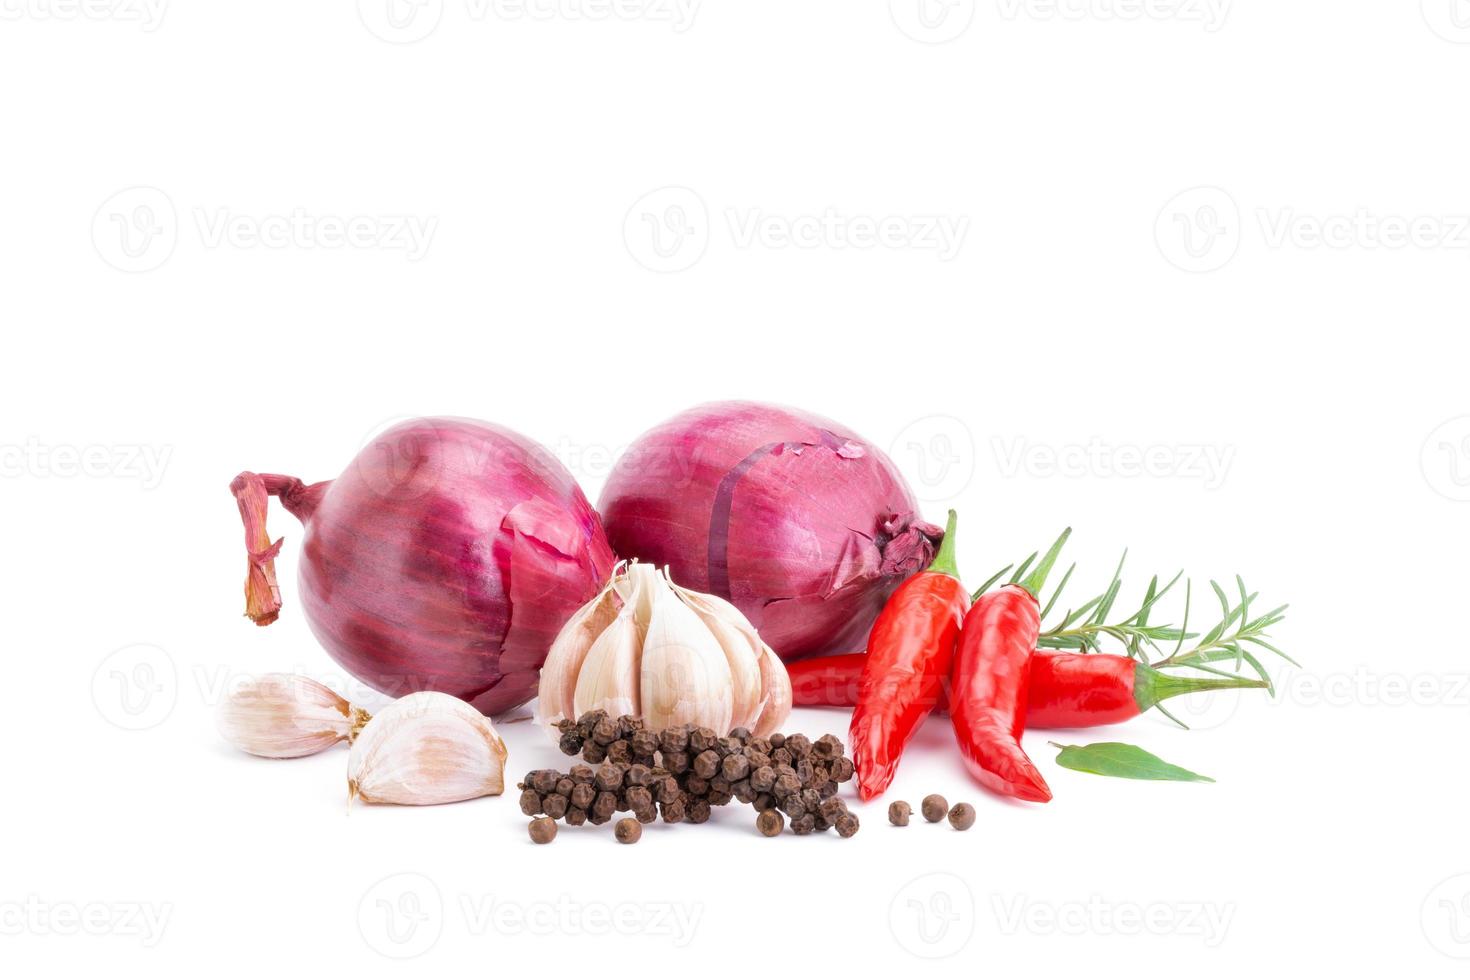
[598,402,941,662]
[231,417,615,715]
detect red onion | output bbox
[231,417,615,715]
[598,402,941,662]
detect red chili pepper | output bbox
[948,528,1070,803]
[788,651,1266,726]
[848,510,968,801]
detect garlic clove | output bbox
[669,583,764,730]
[535,580,620,736]
[619,562,660,642]
[751,642,793,738]
[640,569,733,732]
[347,691,507,806]
[571,606,642,721]
[217,673,369,759]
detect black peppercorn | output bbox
[529,817,557,844]
[592,716,620,745]
[889,801,912,826]
[835,813,860,838]
[693,750,721,779]
[922,794,948,822]
[615,817,642,844]
[756,809,784,837]
[595,763,624,792]
[721,754,751,781]
[565,807,587,826]
[688,727,718,753]
[948,803,976,831]
[542,794,569,820]
[518,788,542,816]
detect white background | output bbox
[3,0,1468,973]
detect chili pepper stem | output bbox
[924,509,961,580]
[1018,527,1071,599]
[1134,664,1269,715]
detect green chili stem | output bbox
[925,510,961,580]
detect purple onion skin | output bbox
[250,418,614,715]
[598,402,941,662]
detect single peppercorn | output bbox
[614,818,642,844]
[756,809,784,837]
[948,803,976,831]
[889,801,912,826]
[835,813,860,838]
[528,817,557,844]
[922,794,948,823]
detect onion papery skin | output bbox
[597,402,940,662]
[236,417,615,715]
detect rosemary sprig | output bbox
[982,546,1293,692]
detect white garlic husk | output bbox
[347,691,508,806]
[216,673,370,759]
[536,562,792,739]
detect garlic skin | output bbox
[537,563,792,740]
[347,691,507,806]
[217,673,369,759]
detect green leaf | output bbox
[1049,742,1215,783]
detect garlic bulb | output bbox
[535,563,793,739]
[347,691,508,806]
[216,673,370,759]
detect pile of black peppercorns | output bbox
[517,711,859,840]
